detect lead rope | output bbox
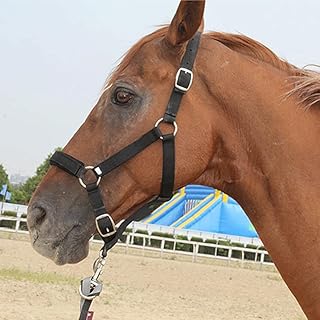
[49,32,201,320]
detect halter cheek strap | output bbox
[49,32,201,320]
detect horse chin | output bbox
[31,225,91,265]
[53,240,89,265]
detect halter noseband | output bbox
[49,32,201,319]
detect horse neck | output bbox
[196,39,320,318]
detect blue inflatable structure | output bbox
[143,185,258,238]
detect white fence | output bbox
[113,232,272,265]
[0,202,28,216]
[0,203,272,266]
[0,203,28,233]
[131,221,262,246]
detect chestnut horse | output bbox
[27,1,320,318]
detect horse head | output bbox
[27,1,213,265]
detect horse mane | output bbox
[206,32,320,108]
[207,32,297,73]
[286,68,320,108]
[108,26,320,108]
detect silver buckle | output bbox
[175,67,193,92]
[95,214,117,238]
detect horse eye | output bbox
[113,88,134,106]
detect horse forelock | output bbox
[102,26,320,109]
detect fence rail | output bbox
[0,211,272,266]
[116,232,272,265]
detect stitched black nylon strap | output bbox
[95,128,160,176]
[164,90,184,124]
[180,31,201,70]
[87,185,106,216]
[164,32,201,123]
[50,151,84,178]
[159,134,175,199]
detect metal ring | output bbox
[154,118,178,140]
[78,166,101,189]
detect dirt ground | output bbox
[0,232,306,320]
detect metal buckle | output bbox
[78,166,102,189]
[154,118,178,140]
[175,67,193,92]
[95,214,117,238]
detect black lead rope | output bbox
[49,32,201,320]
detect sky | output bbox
[0,0,319,176]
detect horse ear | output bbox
[166,0,205,46]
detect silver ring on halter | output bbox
[154,117,178,140]
[78,166,102,189]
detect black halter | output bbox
[49,32,201,320]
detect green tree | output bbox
[11,148,61,204]
[10,188,28,204]
[0,164,9,188]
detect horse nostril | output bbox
[27,205,47,229]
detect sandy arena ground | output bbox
[0,232,306,320]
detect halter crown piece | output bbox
[49,32,202,320]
